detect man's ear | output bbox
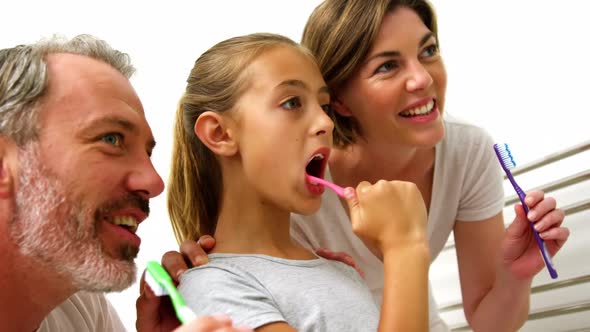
[332,98,353,117]
[194,112,238,157]
[0,137,17,199]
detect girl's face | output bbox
[338,6,447,148]
[231,46,334,215]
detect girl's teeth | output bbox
[308,153,324,163]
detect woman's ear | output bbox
[332,98,353,117]
[0,137,17,200]
[194,112,238,156]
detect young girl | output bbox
[168,33,430,331]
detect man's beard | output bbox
[10,143,141,292]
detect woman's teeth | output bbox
[400,100,435,117]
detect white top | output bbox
[38,292,125,332]
[291,118,504,331]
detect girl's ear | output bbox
[194,112,238,156]
[332,98,353,117]
[0,137,17,200]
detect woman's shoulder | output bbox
[441,116,496,157]
[443,115,493,143]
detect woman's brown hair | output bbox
[302,0,438,146]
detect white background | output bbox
[2,1,588,330]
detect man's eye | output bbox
[281,97,302,110]
[101,133,123,146]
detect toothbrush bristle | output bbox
[494,143,516,169]
[145,270,168,296]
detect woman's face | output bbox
[338,6,447,148]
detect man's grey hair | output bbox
[0,34,135,145]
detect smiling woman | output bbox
[289,1,570,332]
[1,1,587,331]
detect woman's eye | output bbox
[281,97,302,110]
[421,44,439,58]
[375,61,399,74]
[321,103,332,113]
[101,133,123,146]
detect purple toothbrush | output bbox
[493,143,558,279]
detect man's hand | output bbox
[136,270,181,332]
[172,315,252,332]
[136,236,216,332]
[162,236,216,280]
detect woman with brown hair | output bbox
[290,1,568,331]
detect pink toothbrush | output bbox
[307,174,346,198]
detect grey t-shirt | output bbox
[179,254,379,331]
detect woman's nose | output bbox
[405,61,433,92]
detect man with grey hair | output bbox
[0,34,251,332]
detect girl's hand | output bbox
[344,180,428,259]
[501,190,569,279]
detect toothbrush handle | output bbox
[177,306,198,325]
[506,173,558,279]
[307,175,346,198]
[322,180,346,197]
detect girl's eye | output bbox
[375,60,399,74]
[101,133,123,146]
[281,97,302,110]
[420,43,439,58]
[321,103,332,113]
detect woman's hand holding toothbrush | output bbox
[502,190,569,280]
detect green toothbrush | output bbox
[144,260,197,324]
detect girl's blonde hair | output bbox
[168,33,315,244]
[302,0,438,147]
